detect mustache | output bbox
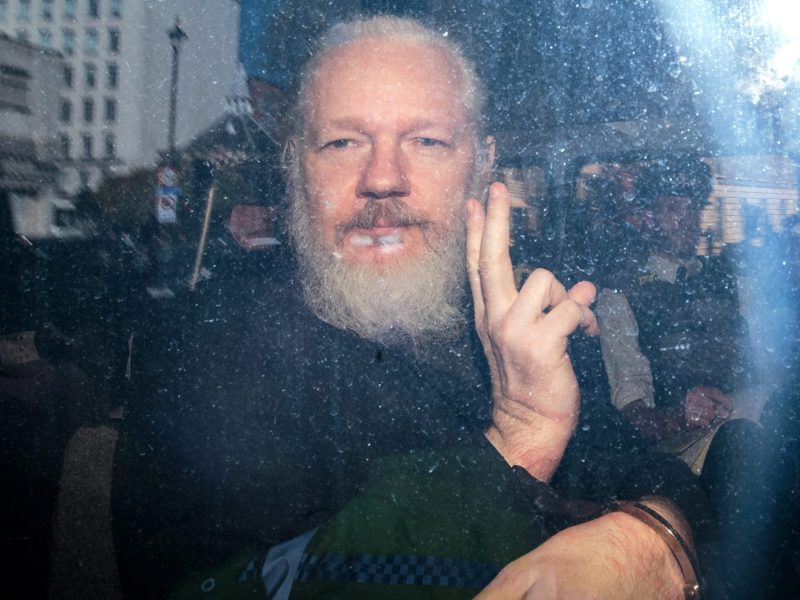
[335,198,433,241]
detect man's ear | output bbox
[477,135,496,183]
[484,135,496,170]
[281,136,298,169]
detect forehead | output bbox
[305,38,469,132]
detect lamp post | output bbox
[156,17,189,223]
[156,18,187,225]
[167,18,188,162]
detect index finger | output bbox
[466,198,487,324]
[477,182,519,321]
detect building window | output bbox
[104,97,116,122]
[0,64,32,112]
[59,98,72,123]
[85,63,96,88]
[106,62,118,88]
[39,29,53,49]
[108,28,120,53]
[0,1,6,23]
[88,0,100,18]
[63,64,73,88]
[110,0,121,18]
[85,29,98,54]
[104,132,115,158]
[83,97,94,123]
[82,134,93,160]
[42,0,53,20]
[63,29,75,55]
[18,0,31,22]
[59,134,71,160]
[64,0,76,20]
[79,170,89,188]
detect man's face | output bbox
[299,38,479,271]
[651,195,702,259]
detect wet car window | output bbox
[575,155,798,255]
[2,1,800,598]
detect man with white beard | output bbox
[113,16,705,600]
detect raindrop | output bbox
[580,0,593,8]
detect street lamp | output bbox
[156,18,187,225]
[167,17,188,162]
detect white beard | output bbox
[287,167,468,350]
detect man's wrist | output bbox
[606,497,701,599]
[485,410,576,482]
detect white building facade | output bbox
[0,0,240,194]
[0,33,70,238]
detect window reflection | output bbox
[575,156,798,257]
[1,2,800,598]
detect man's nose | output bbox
[356,142,410,200]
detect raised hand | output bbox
[466,182,598,481]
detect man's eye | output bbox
[322,139,353,149]
[416,137,447,148]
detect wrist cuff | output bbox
[608,500,701,600]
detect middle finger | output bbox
[478,182,519,323]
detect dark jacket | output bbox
[112,274,705,598]
[624,256,749,407]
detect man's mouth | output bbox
[334,199,432,250]
[349,226,405,247]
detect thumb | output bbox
[568,281,599,336]
[568,280,597,307]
